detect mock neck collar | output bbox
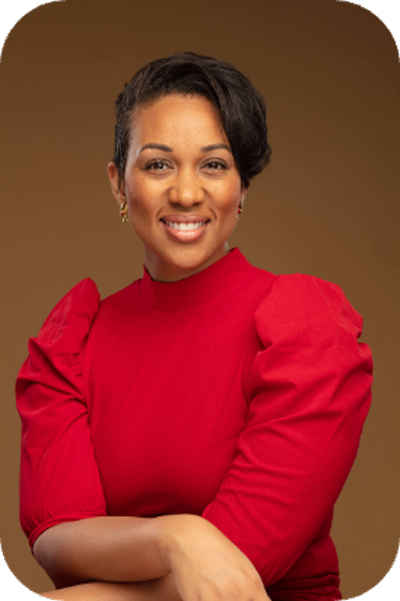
[139,248,252,312]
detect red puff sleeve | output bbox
[16,279,107,550]
[202,274,373,586]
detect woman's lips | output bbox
[160,216,209,242]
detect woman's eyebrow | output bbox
[138,142,232,154]
[139,143,173,153]
[201,143,232,153]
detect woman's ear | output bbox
[107,162,126,206]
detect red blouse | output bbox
[16,249,372,599]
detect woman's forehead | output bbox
[129,95,227,151]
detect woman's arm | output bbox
[33,516,170,588]
[34,514,270,601]
[40,574,180,601]
[202,276,373,586]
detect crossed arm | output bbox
[40,577,179,601]
[34,514,270,601]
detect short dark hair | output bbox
[112,51,271,189]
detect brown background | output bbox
[0,0,399,597]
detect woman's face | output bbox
[108,94,246,282]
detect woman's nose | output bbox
[168,170,205,206]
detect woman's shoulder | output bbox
[35,276,142,340]
[253,270,364,341]
[266,271,356,307]
[35,278,101,348]
[17,279,101,394]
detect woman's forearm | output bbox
[40,574,180,601]
[33,516,171,588]
[34,514,270,601]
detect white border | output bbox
[0,1,65,62]
[337,0,400,60]
[0,0,399,598]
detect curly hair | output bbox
[112,51,271,189]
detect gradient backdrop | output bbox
[0,0,399,597]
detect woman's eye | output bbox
[145,160,169,171]
[204,160,228,171]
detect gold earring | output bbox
[238,200,244,215]
[119,202,128,223]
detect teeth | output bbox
[164,221,206,231]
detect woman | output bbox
[16,52,373,600]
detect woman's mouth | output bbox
[164,220,207,231]
[160,217,209,242]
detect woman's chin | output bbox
[145,246,228,282]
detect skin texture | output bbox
[34,96,269,600]
[40,575,180,600]
[108,94,246,282]
[35,515,270,600]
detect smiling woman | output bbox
[15,52,372,601]
[108,94,245,281]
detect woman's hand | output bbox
[157,514,270,601]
